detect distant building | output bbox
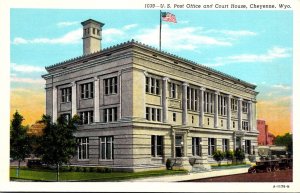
[42,19,259,172]
[257,120,274,145]
[28,122,45,136]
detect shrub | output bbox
[225,150,234,164]
[104,167,112,173]
[89,167,96,172]
[234,148,245,162]
[96,167,105,173]
[78,167,84,172]
[69,166,75,172]
[213,150,225,166]
[248,155,256,162]
[166,158,172,170]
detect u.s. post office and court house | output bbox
[42,19,259,172]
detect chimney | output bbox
[81,19,105,55]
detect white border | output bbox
[0,0,299,192]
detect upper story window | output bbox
[242,121,249,131]
[80,82,94,99]
[231,98,238,111]
[145,77,160,95]
[61,87,72,103]
[242,101,248,113]
[79,111,93,125]
[204,91,214,114]
[169,82,178,98]
[146,107,161,122]
[104,77,118,95]
[104,107,118,122]
[187,87,198,111]
[218,95,227,116]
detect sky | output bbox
[10,9,293,136]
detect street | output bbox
[184,169,292,182]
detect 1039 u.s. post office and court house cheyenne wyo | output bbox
[42,19,259,172]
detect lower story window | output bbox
[100,136,114,160]
[192,137,201,156]
[77,137,89,160]
[208,138,216,156]
[222,139,229,152]
[151,135,163,157]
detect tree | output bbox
[37,114,79,181]
[10,111,31,177]
[274,133,293,154]
[234,148,245,163]
[225,150,234,164]
[212,150,225,166]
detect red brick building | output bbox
[257,120,275,145]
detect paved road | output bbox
[184,169,292,182]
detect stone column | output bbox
[199,87,205,127]
[71,82,77,117]
[52,86,57,123]
[238,98,243,130]
[94,77,100,122]
[162,77,169,123]
[252,100,257,131]
[227,95,232,130]
[248,101,253,131]
[118,71,122,120]
[214,91,219,128]
[182,82,188,125]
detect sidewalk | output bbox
[129,167,249,182]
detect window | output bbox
[231,98,238,111]
[207,118,210,125]
[221,120,223,127]
[192,137,201,156]
[245,140,251,154]
[192,116,194,124]
[242,101,248,113]
[77,137,89,160]
[187,87,198,111]
[104,77,118,95]
[61,87,71,102]
[80,82,94,99]
[145,77,160,95]
[222,139,229,152]
[218,95,227,116]
[208,138,216,156]
[61,113,71,122]
[175,135,183,157]
[170,82,177,98]
[104,107,117,122]
[79,111,93,125]
[145,107,161,122]
[173,113,176,122]
[97,29,100,35]
[93,28,96,34]
[151,135,163,157]
[204,91,214,113]
[242,121,249,131]
[99,136,114,160]
[233,121,235,128]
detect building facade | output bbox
[257,120,275,145]
[43,19,259,171]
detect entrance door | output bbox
[175,135,184,157]
[236,137,242,151]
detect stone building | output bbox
[42,19,259,171]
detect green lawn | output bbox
[10,168,187,182]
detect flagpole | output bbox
[159,10,162,51]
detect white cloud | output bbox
[122,24,138,30]
[57,21,79,27]
[220,30,257,36]
[206,46,291,66]
[11,76,45,84]
[12,28,82,45]
[11,63,45,73]
[134,24,232,51]
[272,84,291,90]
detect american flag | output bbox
[161,12,177,23]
